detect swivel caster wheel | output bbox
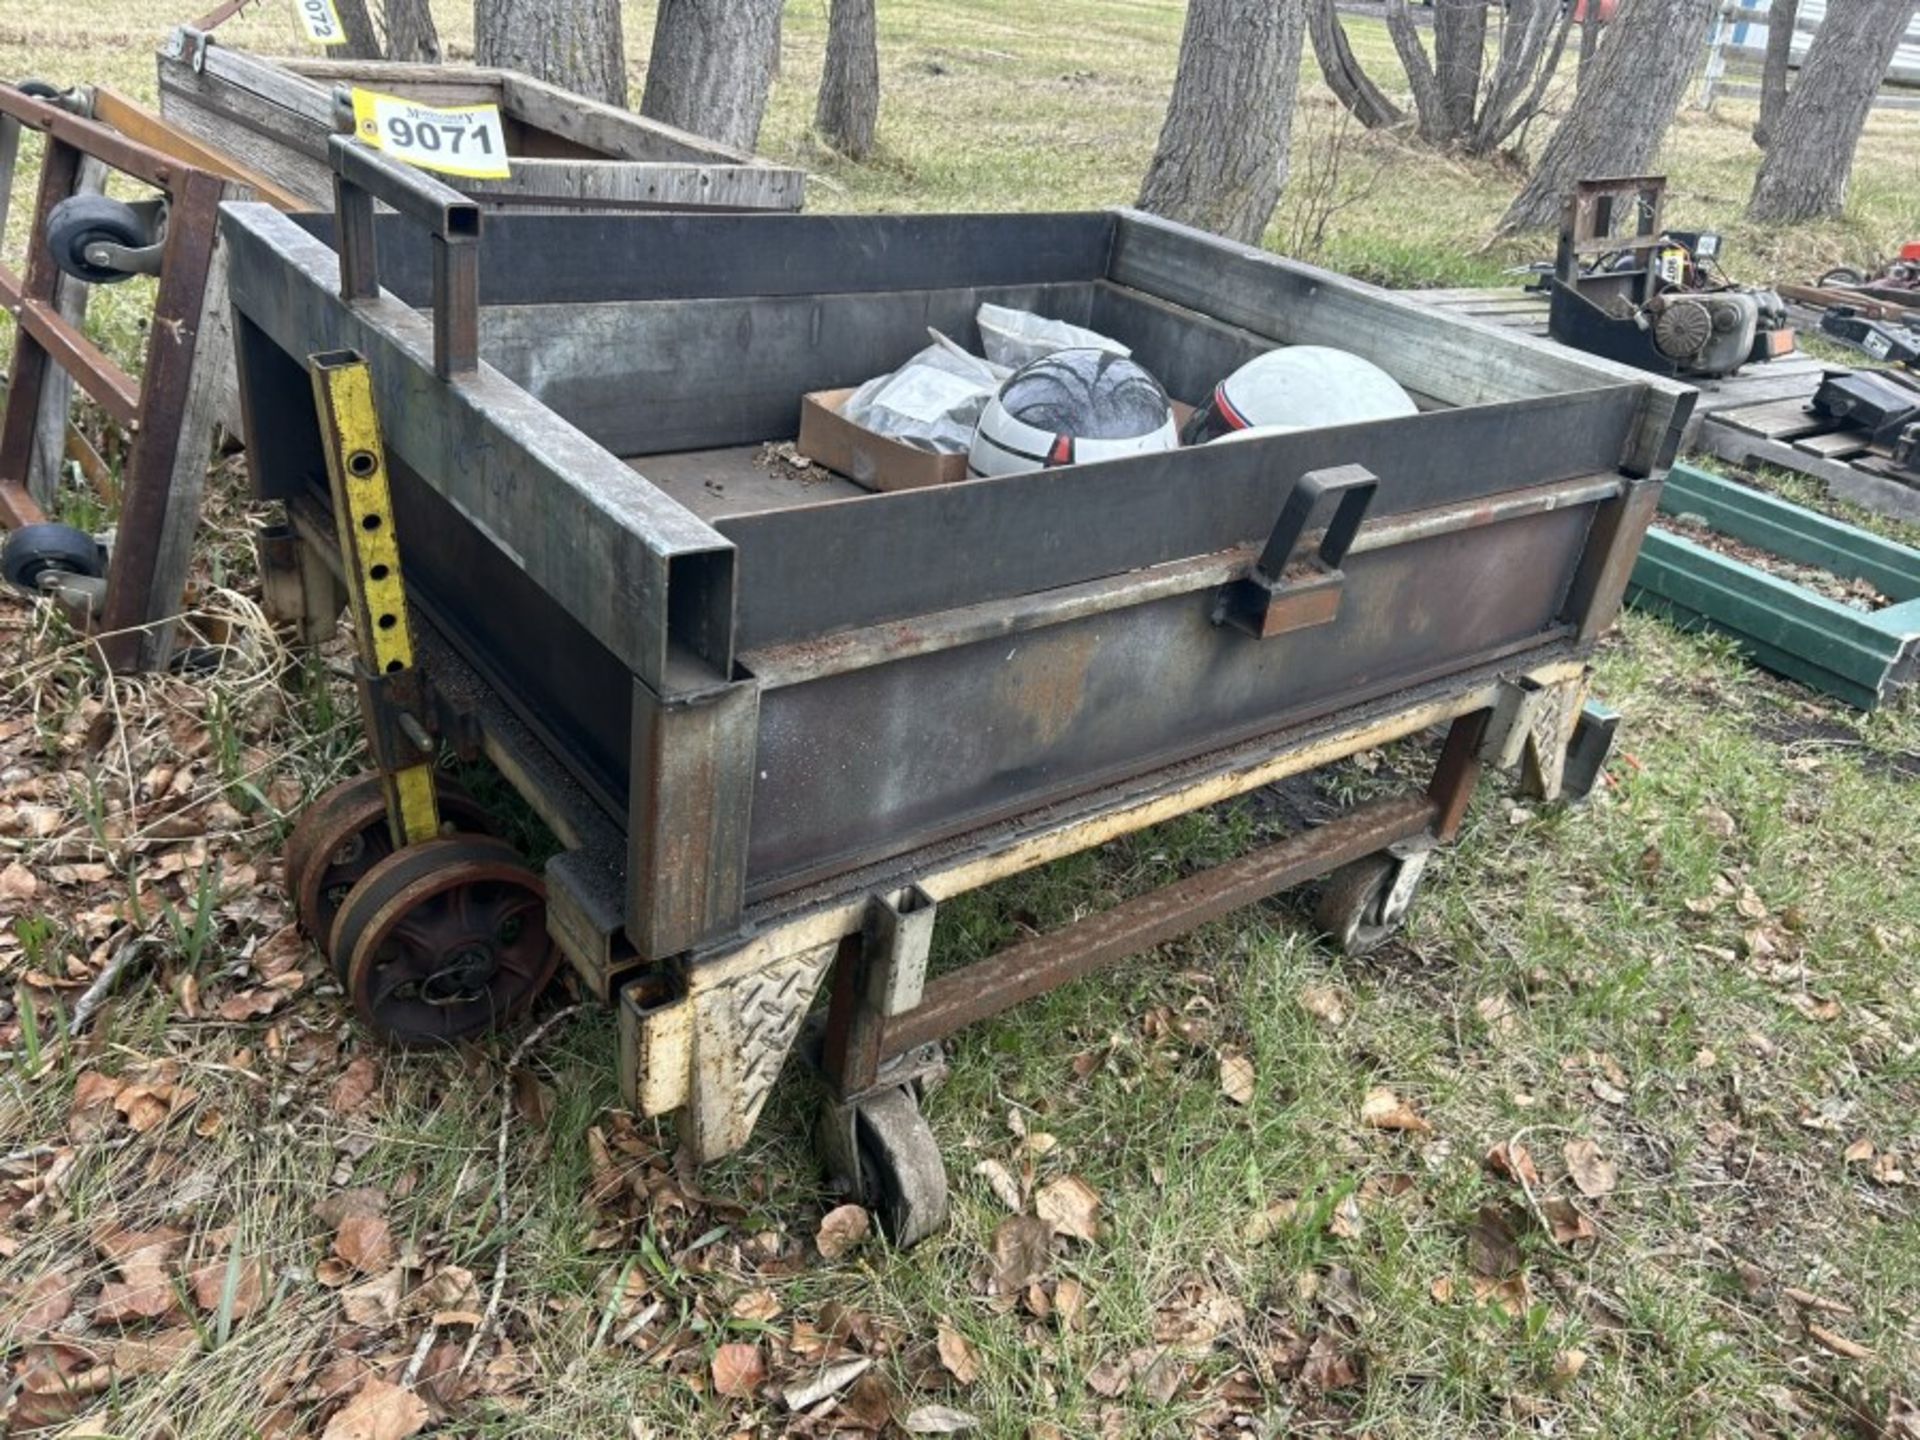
[2,522,104,595]
[331,834,558,1047]
[44,194,161,285]
[283,770,497,975]
[1818,267,1866,290]
[1314,844,1431,958]
[819,1084,949,1248]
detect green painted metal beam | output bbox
[1627,467,1920,710]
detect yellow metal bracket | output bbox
[308,349,441,848]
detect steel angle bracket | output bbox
[1215,463,1378,639]
[308,349,441,848]
[1479,670,1592,803]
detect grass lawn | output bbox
[3,3,1919,1437]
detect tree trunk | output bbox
[1384,0,1452,144]
[641,0,785,152]
[475,0,626,107]
[1434,0,1489,136]
[1752,0,1797,145]
[383,0,442,63]
[1136,0,1307,245]
[1748,0,1912,219]
[815,0,879,159]
[334,0,384,59]
[1500,0,1715,231]
[1308,0,1403,129]
[1577,10,1602,89]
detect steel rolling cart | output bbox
[238,142,1693,1244]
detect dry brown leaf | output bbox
[1327,1194,1363,1240]
[114,1084,191,1135]
[816,1203,871,1260]
[1590,1077,1629,1106]
[937,1323,981,1386]
[1872,1152,1909,1186]
[5,1270,78,1336]
[1298,1332,1361,1392]
[1245,1198,1299,1244]
[1298,985,1349,1028]
[329,1056,380,1115]
[1034,1175,1101,1244]
[338,1268,403,1327]
[1843,1138,1876,1164]
[1563,1138,1618,1198]
[1468,1273,1531,1318]
[1808,1323,1872,1360]
[973,1158,1023,1212]
[1054,1276,1087,1330]
[903,1405,980,1434]
[319,1377,431,1440]
[730,1288,782,1323]
[710,1342,767,1398]
[188,1256,264,1319]
[1218,1050,1256,1107]
[987,1215,1054,1296]
[1548,1347,1587,1391]
[1084,1354,1131,1398]
[1360,1086,1431,1134]
[0,861,39,906]
[1465,1206,1521,1278]
[333,1214,395,1274]
[1485,1141,1540,1188]
[1541,1196,1596,1247]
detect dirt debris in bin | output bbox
[1659,512,1893,613]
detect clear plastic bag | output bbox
[975,303,1130,371]
[840,339,1006,453]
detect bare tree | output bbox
[1576,4,1604,89]
[641,0,785,152]
[1749,0,1915,220]
[1501,0,1715,231]
[1752,0,1798,145]
[384,0,442,63]
[1308,0,1404,129]
[475,0,626,107]
[1380,0,1574,155]
[334,0,384,59]
[1137,0,1307,245]
[816,0,879,159]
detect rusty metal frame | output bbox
[0,85,228,669]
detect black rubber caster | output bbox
[44,195,150,285]
[819,1083,949,1247]
[1314,844,1430,957]
[11,79,66,101]
[2,522,105,595]
[1817,267,1866,290]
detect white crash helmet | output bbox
[1181,347,1417,444]
[968,348,1178,478]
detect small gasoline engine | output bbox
[1544,177,1793,380]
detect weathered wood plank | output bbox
[1794,431,1870,460]
[1712,397,1830,440]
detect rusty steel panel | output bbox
[743,503,1594,893]
[882,792,1436,1055]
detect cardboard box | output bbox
[796,390,1198,494]
[798,388,969,492]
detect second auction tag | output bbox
[295,0,349,46]
[350,88,511,180]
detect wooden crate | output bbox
[156,29,805,214]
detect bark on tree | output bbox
[1501,0,1715,231]
[816,0,879,159]
[1752,0,1797,145]
[1137,0,1307,245]
[383,0,442,63]
[1576,9,1602,89]
[1308,0,1404,129]
[1384,0,1572,154]
[1748,0,1914,219]
[641,0,785,152]
[475,0,626,108]
[334,0,384,59]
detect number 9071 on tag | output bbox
[350,89,512,181]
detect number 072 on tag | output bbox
[350,89,512,181]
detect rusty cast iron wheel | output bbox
[333,835,557,1048]
[284,771,496,975]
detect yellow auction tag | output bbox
[294,0,349,46]
[350,88,512,181]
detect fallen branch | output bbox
[458,1003,585,1375]
[70,934,158,1037]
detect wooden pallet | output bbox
[1398,285,1920,525]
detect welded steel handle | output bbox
[328,134,481,380]
[1253,463,1378,581]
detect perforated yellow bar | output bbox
[309,350,441,848]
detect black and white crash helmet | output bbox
[1181,346,1417,445]
[968,348,1178,478]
